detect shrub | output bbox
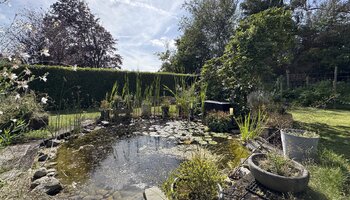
[162,152,225,200]
[0,92,48,131]
[284,81,350,107]
[206,111,234,132]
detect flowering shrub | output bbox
[0,58,48,145]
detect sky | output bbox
[0,0,187,72]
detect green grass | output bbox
[290,107,350,200]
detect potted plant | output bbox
[163,152,225,200]
[280,129,320,161]
[141,99,152,117]
[99,100,111,120]
[161,98,170,119]
[248,153,309,193]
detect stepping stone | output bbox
[144,186,168,200]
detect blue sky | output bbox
[0,0,186,71]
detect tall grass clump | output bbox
[235,109,267,141]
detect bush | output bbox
[0,92,48,130]
[284,81,350,107]
[0,93,48,145]
[162,152,225,200]
[11,65,196,109]
[206,111,234,132]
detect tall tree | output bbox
[292,0,350,74]
[202,8,296,112]
[43,0,122,68]
[160,0,238,74]
[240,0,284,16]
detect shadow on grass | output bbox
[294,121,350,160]
[294,187,328,200]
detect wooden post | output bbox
[306,76,309,87]
[333,66,338,93]
[286,70,290,89]
[280,77,283,98]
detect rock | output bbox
[38,153,49,162]
[101,121,110,127]
[144,186,168,200]
[33,167,47,180]
[96,189,109,196]
[0,142,39,171]
[31,176,63,195]
[113,191,122,199]
[94,126,102,131]
[47,168,57,177]
[45,139,62,148]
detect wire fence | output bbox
[287,72,350,88]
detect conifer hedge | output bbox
[22,65,196,109]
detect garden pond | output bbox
[55,120,249,200]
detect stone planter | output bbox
[141,102,152,117]
[281,129,319,161]
[171,177,223,200]
[248,153,309,193]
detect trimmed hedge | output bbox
[19,65,196,109]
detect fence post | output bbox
[286,70,290,89]
[333,66,338,93]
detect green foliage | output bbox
[0,119,27,146]
[162,152,225,200]
[235,110,268,141]
[200,58,229,101]
[206,111,234,133]
[203,8,296,114]
[293,0,350,75]
[259,153,300,177]
[164,78,197,118]
[160,0,238,73]
[240,0,284,15]
[284,81,350,107]
[15,65,196,109]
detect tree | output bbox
[160,0,238,74]
[292,0,350,74]
[3,0,122,68]
[240,0,284,16]
[43,0,122,68]
[202,8,296,113]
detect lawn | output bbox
[290,107,350,200]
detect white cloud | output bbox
[150,37,176,50]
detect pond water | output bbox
[55,121,248,200]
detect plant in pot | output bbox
[248,153,309,193]
[161,98,170,119]
[163,152,225,200]
[141,99,152,117]
[99,100,111,120]
[280,129,320,161]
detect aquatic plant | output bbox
[235,109,267,142]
